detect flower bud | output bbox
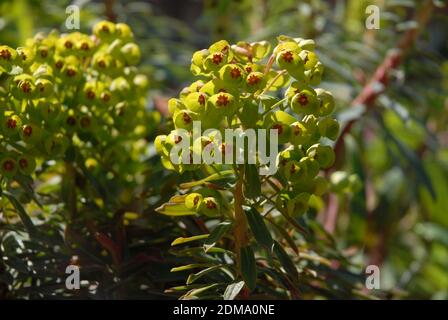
[199,197,221,217]
[56,34,77,56]
[284,160,307,183]
[173,109,198,130]
[20,123,42,144]
[287,193,310,217]
[110,77,131,97]
[307,144,335,169]
[133,74,149,91]
[92,52,113,71]
[62,111,77,133]
[318,118,340,140]
[289,121,311,146]
[116,23,134,41]
[204,52,227,72]
[273,40,300,56]
[208,92,237,116]
[276,49,305,79]
[93,21,116,41]
[76,36,95,57]
[11,74,36,99]
[0,157,17,178]
[1,114,22,137]
[15,47,34,68]
[330,171,350,192]
[35,78,54,98]
[61,63,81,84]
[0,45,17,71]
[168,98,186,115]
[291,89,318,115]
[298,39,315,51]
[78,115,96,132]
[219,64,245,87]
[299,50,318,70]
[17,155,36,175]
[44,133,68,156]
[154,135,167,156]
[120,43,141,65]
[185,193,203,211]
[315,89,335,116]
[276,146,304,170]
[245,72,266,92]
[300,156,320,180]
[184,92,208,113]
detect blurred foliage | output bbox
[0,0,447,299]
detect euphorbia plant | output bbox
[155,37,364,299]
[0,22,168,299]
[0,21,158,213]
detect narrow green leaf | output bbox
[180,170,234,189]
[240,245,257,291]
[3,191,36,234]
[204,221,232,247]
[266,217,299,255]
[181,284,220,300]
[244,206,273,248]
[171,263,212,273]
[273,240,298,281]
[171,234,209,246]
[186,265,233,284]
[223,281,245,300]
[14,175,42,208]
[244,164,261,199]
[380,115,436,200]
[156,202,197,216]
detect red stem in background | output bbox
[104,0,117,22]
[323,0,435,233]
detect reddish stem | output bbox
[324,0,435,233]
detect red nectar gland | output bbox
[216,94,229,107]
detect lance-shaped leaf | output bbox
[171,234,209,246]
[171,263,213,273]
[240,245,257,291]
[244,206,273,248]
[244,164,261,199]
[223,281,245,300]
[179,169,235,189]
[186,265,234,284]
[156,202,197,216]
[181,284,220,300]
[3,191,36,234]
[273,240,299,281]
[204,221,232,250]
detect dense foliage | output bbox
[0,0,447,300]
[154,36,367,299]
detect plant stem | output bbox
[325,0,435,234]
[258,70,287,96]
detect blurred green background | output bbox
[0,0,447,299]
